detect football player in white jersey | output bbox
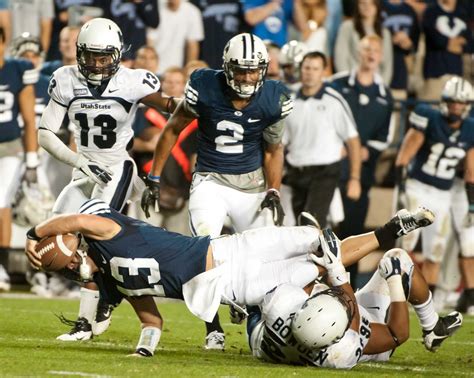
[248,232,463,369]
[37,18,179,341]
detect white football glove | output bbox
[378,256,402,280]
[311,228,347,285]
[75,155,113,186]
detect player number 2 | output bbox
[75,113,117,148]
[215,120,244,153]
[421,142,465,180]
[110,257,165,297]
[0,91,14,123]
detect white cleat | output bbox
[422,311,463,352]
[204,331,225,351]
[394,207,435,236]
[56,317,93,341]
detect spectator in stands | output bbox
[243,0,306,46]
[382,0,420,100]
[0,0,10,47]
[46,0,105,61]
[334,0,393,84]
[419,0,472,100]
[330,34,394,285]
[191,0,246,70]
[134,45,159,75]
[264,40,281,80]
[107,0,159,66]
[147,0,204,74]
[284,51,361,227]
[9,0,54,55]
[298,0,329,56]
[41,26,80,76]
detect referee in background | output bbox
[283,51,362,228]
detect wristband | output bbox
[387,275,405,302]
[267,188,280,197]
[27,227,41,241]
[148,174,161,182]
[26,152,39,169]
[135,326,161,357]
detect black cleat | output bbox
[422,311,463,352]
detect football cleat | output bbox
[422,311,463,352]
[92,298,114,335]
[229,304,247,325]
[56,316,93,341]
[297,212,321,229]
[392,207,435,236]
[204,331,225,351]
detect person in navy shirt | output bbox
[395,76,474,305]
[0,26,38,291]
[141,33,292,349]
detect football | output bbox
[35,234,80,271]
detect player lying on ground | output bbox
[247,232,463,369]
[24,199,434,356]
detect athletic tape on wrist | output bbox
[387,275,405,302]
[26,152,39,168]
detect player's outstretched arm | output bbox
[19,84,39,184]
[127,296,163,357]
[141,101,195,217]
[395,128,425,168]
[25,214,121,269]
[364,257,409,354]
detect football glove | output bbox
[141,177,161,218]
[378,256,402,279]
[75,155,113,186]
[260,189,285,226]
[311,228,347,285]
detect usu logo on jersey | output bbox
[81,103,111,110]
[73,88,88,96]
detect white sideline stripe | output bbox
[48,371,110,378]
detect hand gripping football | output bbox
[35,234,79,271]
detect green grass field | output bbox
[0,295,472,377]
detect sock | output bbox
[78,288,100,324]
[374,221,399,250]
[205,313,223,335]
[413,291,439,331]
[428,284,436,294]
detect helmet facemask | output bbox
[77,46,121,86]
[223,61,268,98]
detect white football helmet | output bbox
[11,32,41,58]
[279,40,308,83]
[291,286,354,349]
[76,18,123,86]
[12,182,55,227]
[222,33,269,98]
[440,76,473,120]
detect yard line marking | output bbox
[363,363,472,376]
[48,371,110,378]
[409,338,474,346]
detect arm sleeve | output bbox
[133,69,162,100]
[39,99,68,133]
[408,104,430,133]
[184,70,203,116]
[263,119,285,144]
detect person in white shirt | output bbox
[147,0,204,74]
[283,51,361,227]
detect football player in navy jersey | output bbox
[25,200,434,357]
[395,76,474,303]
[0,26,38,291]
[141,33,293,349]
[37,18,180,342]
